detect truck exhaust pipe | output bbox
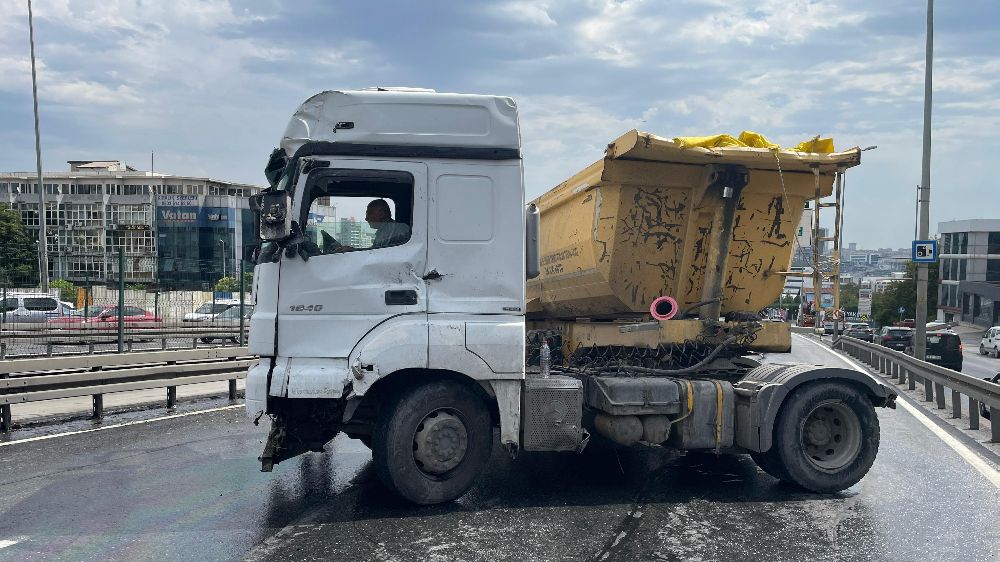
[649,296,678,321]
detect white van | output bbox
[0,292,72,326]
[980,326,1000,357]
[183,298,242,322]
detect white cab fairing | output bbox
[280,90,520,157]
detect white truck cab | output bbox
[245,90,530,501]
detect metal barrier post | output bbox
[229,379,237,401]
[117,248,124,353]
[934,383,946,409]
[951,389,961,418]
[239,260,245,347]
[924,378,934,402]
[908,369,916,390]
[167,386,176,408]
[0,342,6,360]
[891,362,899,380]
[992,408,999,443]
[0,404,10,433]
[46,342,52,357]
[1,371,10,431]
[161,338,167,350]
[969,397,979,430]
[92,394,104,420]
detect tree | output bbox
[0,205,38,287]
[839,283,859,312]
[50,279,76,302]
[871,262,939,327]
[214,271,254,294]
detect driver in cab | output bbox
[323,199,410,253]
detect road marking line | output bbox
[0,405,244,448]
[0,539,22,549]
[794,334,1000,489]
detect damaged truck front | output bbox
[244,88,896,505]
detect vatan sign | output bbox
[912,239,937,263]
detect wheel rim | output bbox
[412,409,469,476]
[800,401,862,471]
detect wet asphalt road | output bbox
[0,340,998,561]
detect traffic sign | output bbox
[898,306,905,314]
[912,239,937,263]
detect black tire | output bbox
[980,344,987,356]
[372,381,493,505]
[771,382,879,493]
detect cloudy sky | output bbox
[0,0,997,248]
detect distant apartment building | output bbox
[937,219,1000,326]
[0,160,263,289]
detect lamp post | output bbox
[218,238,227,279]
[914,0,933,361]
[27,0,48,292]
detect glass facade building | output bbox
[0,161,262,289]
[937,219,1000,327]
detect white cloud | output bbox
[516,94,658,195]
[678,0,868,45]
[490,2,558,27]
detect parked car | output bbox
[906,330,963,372]
[199,305,254,343]
[876,326,913,351]
[844,325,874,342]
[980,326,1000,358]
[48,305,163,328]
[0,293,73,326]
[183,299,242,322]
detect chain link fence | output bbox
[0,253,253,359]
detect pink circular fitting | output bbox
[649,296,678,321]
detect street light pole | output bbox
[219,239,227,279]
[914,0,933,361]
[27,0,49,292]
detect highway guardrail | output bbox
[832,335,999,443]
[0,327,249,359]
[0,347,254,432]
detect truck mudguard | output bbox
[733,363,896,453]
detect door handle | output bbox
[385,290,418,306]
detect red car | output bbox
[48,305,163,329]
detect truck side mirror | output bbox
[259,191,292,241]
[526,203,540,279]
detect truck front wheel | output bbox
[372,381,493,505]
[769,382,879,493]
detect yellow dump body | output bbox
[527,130,861,319]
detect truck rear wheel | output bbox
[372,381,493,505]
[770,382,879,493]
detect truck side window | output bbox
[303,171,414,254]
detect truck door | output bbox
[275,160,428,360]
[424,161,525,376]
[425,161,523,314]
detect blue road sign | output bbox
[912,239,937,263]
